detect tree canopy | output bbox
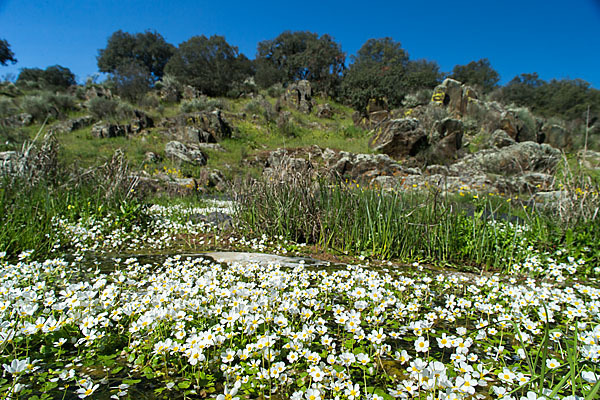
[501,73,600,121]
[97,30,175,80]
[255,31,345,95]
[340,38,441,112]
[450,58,500,93]
[0,39,17,66]
[164,35,253,97]
[17,65,76,89]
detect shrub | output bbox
[87,97,119,120]
[0,98,17,120]
[21,95,58,121]
[265,83,285,98]
[180,96,224,113]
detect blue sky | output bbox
[1,0,599,88]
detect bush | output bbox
[87,97,117,120]
[138,93,160,109]
[266,83,285,98]
[0,98,17,120]
[180,96,224,113]
[21,95,58,121]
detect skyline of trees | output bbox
[3,30,598,121]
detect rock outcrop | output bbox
[160,110,232,143]
[279,80,313,113]
[431,78,478,116]
[165,141,207,166]
[368,118,428,159]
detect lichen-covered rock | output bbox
[450,142,561,175]
[490,129,516,148]
[280,80,313,113]
[165,141,207,166]
[56,115,94,133]
[431,78,478,116]
[91,123,128,138]
[161,110,231,143]
[368,118,428,159]
[540,124,571,149]
[315,103,333,119]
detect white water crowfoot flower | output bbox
[520,392,547,400]
[305,388,321,400]
[3,358,29,374]
[545,358,560,369]
[216,380,241,400]
[77,381,99,398]
[415,336,429,352]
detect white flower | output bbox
[216,380,241,400]
[77,381,99,398]
[545,358,560,369]
[498,367,516,383]
[305,388,321,400]
[415,336,429,352]
[3,358,28,374]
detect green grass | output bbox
[0,175,146,261]
[232,175,600,274]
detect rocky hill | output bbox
[1,78,599,203]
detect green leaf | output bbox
[178,381,191,389]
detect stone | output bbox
[85,86,112,100]
[329,152,405,181]
[498,109,538,143]
[144,152,161,163]
[2,113,33,127]
[280,80,313,113]
[160,110,232,143]
[451,142,561,176]
[91,122,128,138]
[165,141,207,166]
[431,78,478,116]
[427,118,464,164]
[0,151,25,175]
[540,124,571,149]
[277,111,292,130]
[196,168,226,189]
[129,110,153,134]
[368,118,428,159]
[315,103,333,118]
[490,129,516,148]
[196,143,226,152]
[57,115,94,133]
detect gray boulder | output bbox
[57,115,94,133]
[129,110,153,134]
[368,118,428,159]
[91,123,128,138]
[540,124,571,149]
[165,141,207,166]
[316,103,333,119]
[427,118,464,164]
[161,110,231,143]
[451,142,561,175]
[431,78,478,116]
[280,80,313,113]
[490,129,516,148]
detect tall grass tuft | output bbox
[233,171,554,271]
